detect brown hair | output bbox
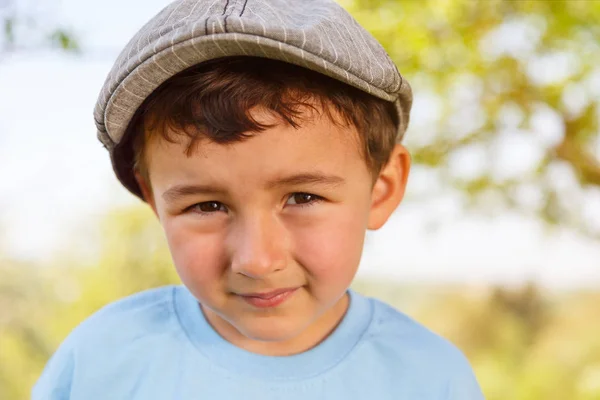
[123,56,399,190]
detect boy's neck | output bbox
[202,293,350,356]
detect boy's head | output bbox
[94,0,413,353]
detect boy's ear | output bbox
[134,171,158,217]
[367,144,411,230]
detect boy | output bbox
[34,0,484,399]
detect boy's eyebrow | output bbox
[162,184,224,202]
[266,173,346,189]
[162,173,345,202]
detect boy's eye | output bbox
[286,193,322,206]
[192,201,226,213]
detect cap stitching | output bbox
[239,0,248,17]
[222,0,230,32]
[222,0,230,15]
[224,0,243,32]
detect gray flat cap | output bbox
[94,0,412,198]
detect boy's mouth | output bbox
[237,287,299,308]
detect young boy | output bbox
[34,0,484,398]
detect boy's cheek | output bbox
[163,226,227,285]
[293,215,366,280]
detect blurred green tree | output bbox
[345,0,600,239]
[0,0,78,55]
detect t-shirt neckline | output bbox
[173,286,373,380]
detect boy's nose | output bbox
[228,214,289,279]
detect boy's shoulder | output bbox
[66,285,182,349]
[33,286,191,399]
[359,294,475,379]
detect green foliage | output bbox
[3,18,14,44]
[345,0,600,238]
[0,0,79,53]
[49,29,79,52]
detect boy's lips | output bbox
[236,287,299,308]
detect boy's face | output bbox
[139,106,409,354]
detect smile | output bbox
[237,287,299,308]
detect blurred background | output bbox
[1,0,599,398]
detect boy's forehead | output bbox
[145,107,366,184]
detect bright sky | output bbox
[1,0,599,290]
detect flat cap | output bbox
[94,0,413,198]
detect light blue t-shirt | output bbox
[33,286,484,399]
